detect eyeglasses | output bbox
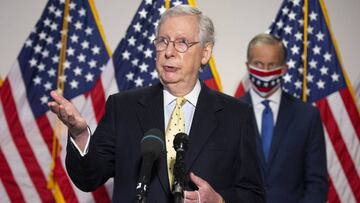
[153,37,200,53]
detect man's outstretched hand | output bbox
[48,90,89,150]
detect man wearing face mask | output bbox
[241,33,328,203]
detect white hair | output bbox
[156,5,215,46]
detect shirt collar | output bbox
[163,80,201,107]
[250,87,282,106]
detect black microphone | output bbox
[172,132,189,203]
[135,128,164,203]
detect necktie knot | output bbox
[176,97,186,107]
[262,99,270,108]
[262,100,272,113]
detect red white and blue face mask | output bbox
[248,64,284,98]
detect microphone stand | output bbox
[134,128,165,203]
[135,181,147,203]
[135,153,153,203]
[172,133,189,203]
[173,143,187,203]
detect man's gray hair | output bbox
[247,33,287,64]
[156,5,215,46]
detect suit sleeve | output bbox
[65,95,116,192]
[300,109,329,203]
[220,106,265,202]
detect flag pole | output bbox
[188,0,223,91]
[47,0,71,202]
[319,0,360,115]
[302,0,309,102]
[165,0,170,9]
[89,0,112,57]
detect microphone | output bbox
[172,132,189,203]
[135,128,164,203]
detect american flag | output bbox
[0,0,112,202]
[0,0,222,202]
[236,0,360,202]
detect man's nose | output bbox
[165,42,176,58]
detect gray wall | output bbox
[1,0,359,95]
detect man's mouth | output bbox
[163,65,178,72]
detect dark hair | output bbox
[247,33,287,64]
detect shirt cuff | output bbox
[70,127,91,157]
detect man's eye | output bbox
[177,39,188,44]
[160,38,168,43]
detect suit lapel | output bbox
[241,93,267,174]
[135,84,171,194]
[267,93,294,168]
[185,84,221,172]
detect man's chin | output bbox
[159,74,180,84]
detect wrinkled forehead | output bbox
[157,15,199,39]
[249,42,286,63]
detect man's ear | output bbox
[201,43,213,65]
[246,62,250,70]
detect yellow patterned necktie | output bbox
[166,97,186,189]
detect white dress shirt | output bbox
[250,87,282,135]
[163,80,200,135]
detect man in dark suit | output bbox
[48,5,264,202]
[241,33,328,202]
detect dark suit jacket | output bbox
[242,92,328,203]
[66,83,264,202]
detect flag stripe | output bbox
[8,63,53,176]
[0,80,54,202]
[327,91,360,176]
[339,88,360,138]
[0,149,26,203]
[203,78,219,91]
[102,59,118,99]
[36,115,55,151]
[234,77,250,98]
[0,180,11,203]
[10,61,81,202]
[0,136,40,202]
[81,97,98,133]
[316,98,360,202]
[37,114,81,203]
[234,81,246,98]
[249,67,283,77]
[54,157,80,203]
[0,82,42,202]
[92,187,111,203]
[253,86,275,92]
[1,0,113,201]
[327,176,341,203]
[324,128,356,203]
[90,78,106,122]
